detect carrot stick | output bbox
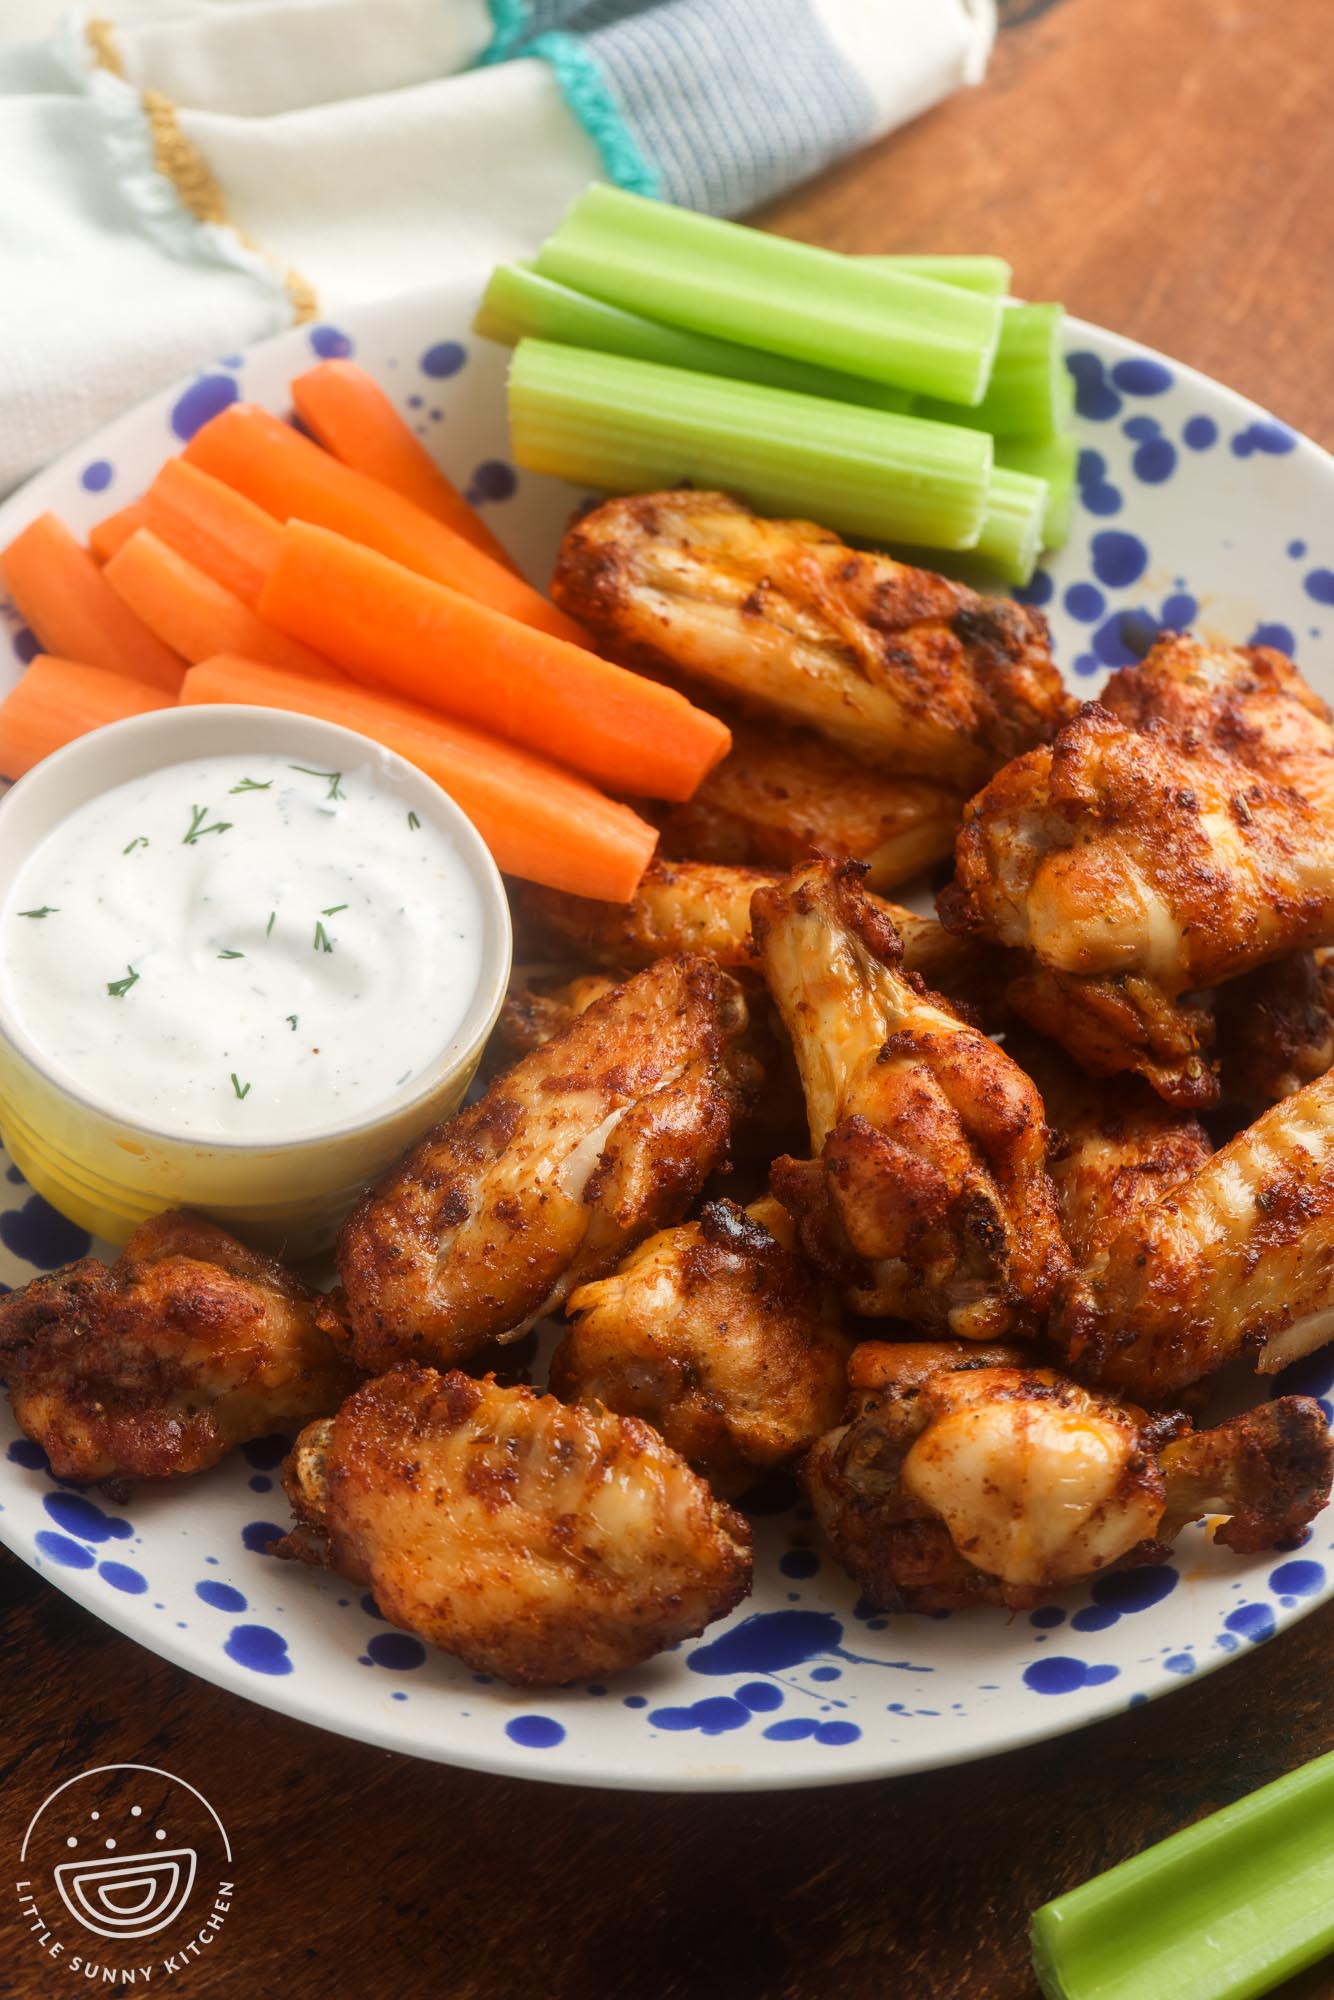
[182,655,658,902]
[290,359,518,573]
[0,655,173,780]
[1,513,185,694]
[258,522,731,802]
[184,403,584,645]
[141,458,281,607]
[88,501,149,564]
[104,529,339,680]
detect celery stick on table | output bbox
[861,252,1014,295]
[535,184,1004,406]
[507,339,993,553]
[997,432,1077,549]
[916,302,1068,438]
[972,466,1050,585]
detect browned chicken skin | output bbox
[940,703,1334,1106]
[277,1364,751,1685]
[754,860,1070,1337]
[805,1341,1333,1610]
[552,1195,850,1495]
[0,1210,354,1485]
[1052,1066,1334,1398]
[338,954,750,1371]
[1215,951,1334,1112]
[550,490,1072,790]
[653,713,963,890]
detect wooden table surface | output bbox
[4,2,1333,1995]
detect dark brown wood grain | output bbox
[4,2,1334,1995]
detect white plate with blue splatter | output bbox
[2,282,1334,1792]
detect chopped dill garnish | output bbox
[286,1014,298,1030]
[18,906,58,918]
[321,904,348,916]
[230,1073,251,1100]
[122,837,149,855]
[183,804,233,845]
[106,964,140,998]
[290,765,345,801]
[313,920,334,953]
[218,949,244,960]
[266,911,276,937]
[407,811,420,831]
[229,777,272,794]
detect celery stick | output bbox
[1032,1745,1334,2000]
[972,467,1049,584]
[474,263,911,412]
[535,184,1003,406]
[916,302,1066,438]
[860,253,1013,297]
[508,340,992,551]
[997,432,1077,548]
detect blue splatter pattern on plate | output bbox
[0,288,1332,1790]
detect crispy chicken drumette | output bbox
[551,1195,850,1496]
[0,1210,354,1485]
[337,953,750,1371]
[550,490,1072,790]
[653,713,963,890]
[753,860,1069,1337]
[1052,1065,1334,1398]
[277,1365,751,1685]
[1214,951,1334,1112]
[939,703,1334,1106]
[805,1342,1333,1611]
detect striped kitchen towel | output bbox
[0,0,995,493]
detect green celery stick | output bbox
[473,262,911,412]
[1055,349,1076,428]
[997,432,1077,548]
[972,466,1049,585]
[1031,1745,1334,2000]
[534,184,1003,406]
[860,253,1013,296]
[507,339,992,551]
[915,302,1067,438]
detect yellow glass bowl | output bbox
[0,705,512,1256]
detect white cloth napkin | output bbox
[0,0,995,496]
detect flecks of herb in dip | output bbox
[2,753,482,1139]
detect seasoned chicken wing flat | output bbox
[0,1210,355,1484]
[552,1195,850,1495]
[1100,634,1334,817]
[805,1341,1332,1611]
[277,1364,751,1685]
[550,490,1072,791]
[653,713,963,890]
[1214,951,1334,1111]
[940,703,1334,1105]
[754,860,1069,1336]
[338,954,749,1371]
[1052,1066,1334,1398]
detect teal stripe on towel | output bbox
[525,31,662,196]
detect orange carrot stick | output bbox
[290,359,518,573]
[184,403,584,644]
[0,655,173,779]
[88,501,149,564]
[258,522,730,802]
[1,514,185,694]
[141,458,282,607]
[104,529,339,680]
[183,655,657,902]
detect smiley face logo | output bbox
[18,1764,232,1954]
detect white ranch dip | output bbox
[1,751,484,1140]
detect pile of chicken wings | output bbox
[6,489,1334,1689]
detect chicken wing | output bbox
[550,490,1072,790]
[337,954,750,1371]
[754,860,1069,1336]
[492,970,619,1066]
[653,713,963,890]
[1100,634,1334,818]
[277,1364,751,1685]
[940,702,1334,1105]
[1214,951,1334,1111]
[805,1341,1332,1611]
[1053,1066,1334,1397]
[0,1210,354,1484]
[551,1195,850,1495]
[514,859,998,1007]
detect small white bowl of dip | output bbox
[0,705,512,1254]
